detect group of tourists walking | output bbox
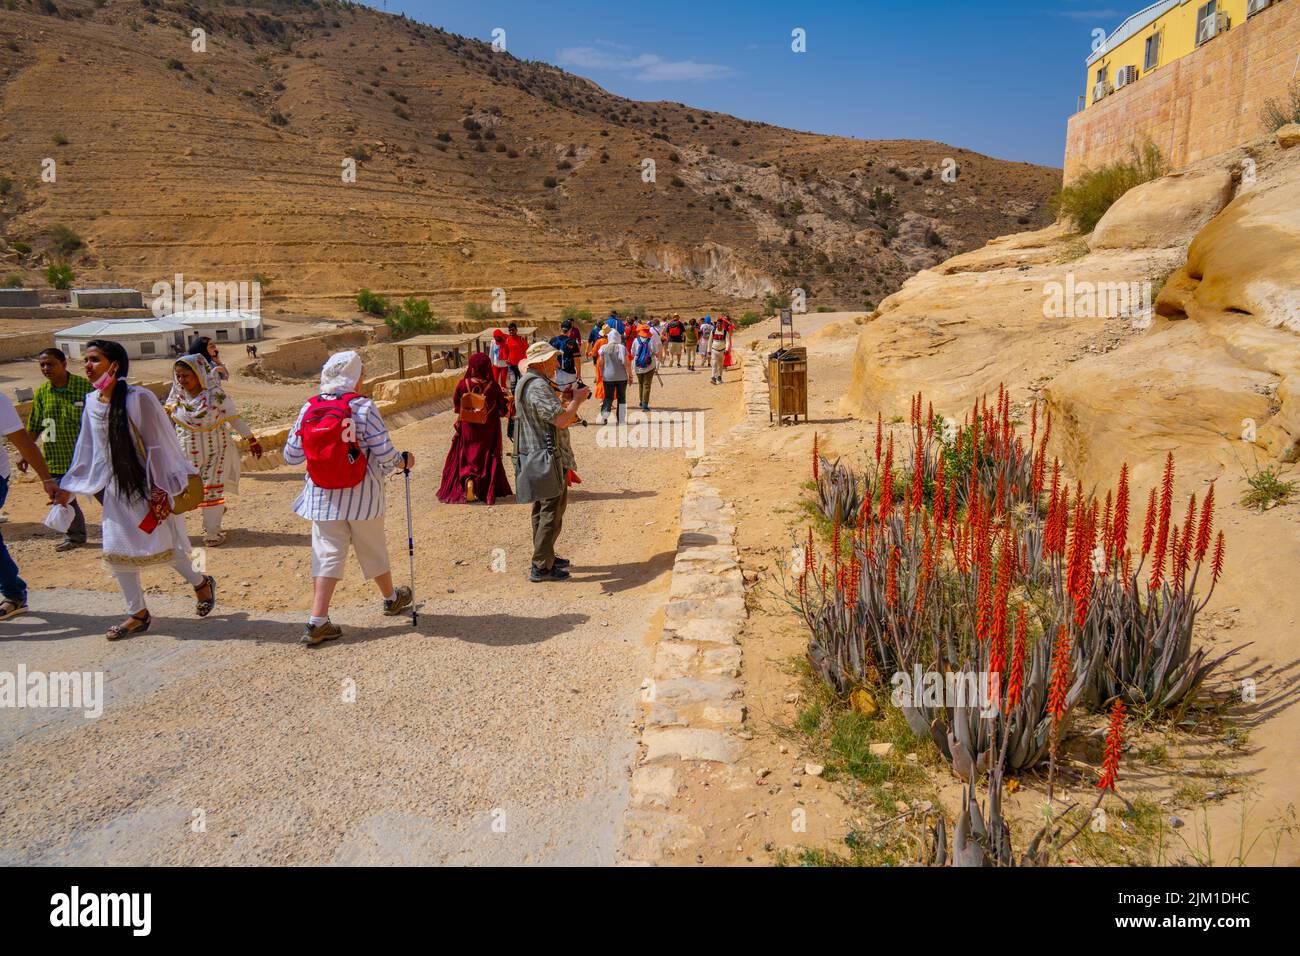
[0,307,735,646]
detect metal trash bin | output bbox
[767,346,807,425]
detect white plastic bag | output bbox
[43,502,75,533]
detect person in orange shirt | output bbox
[503,323,530,392]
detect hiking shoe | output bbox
[553,557,572,570]
[383,585,413,616]
[55,539,84,552]
[301,620,343,646]
[530,564,570,582]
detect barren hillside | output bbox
[0,0,1060,318]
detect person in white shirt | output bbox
[0,393,60,621]
[282,351,415,647]
[52,339,216,639]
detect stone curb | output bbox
[619,353,754,864]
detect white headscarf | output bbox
[606,330,622,347]
[320,350,362,395]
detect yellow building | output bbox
[1084,0,1284,109]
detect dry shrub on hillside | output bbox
[1053,141,1166,234]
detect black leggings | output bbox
[601,380,627,417]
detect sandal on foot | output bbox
[194,575,217,617]
[203,532,226,547]
[107,611,151,641]
[0,598,29,622]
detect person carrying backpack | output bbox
[632,327,658,411]
[683,318,699,371]
[283,351,414,647]
[664,314,685,367]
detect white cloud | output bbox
[557,45,735,82]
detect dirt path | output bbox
[0,358,741,864]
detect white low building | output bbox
[54,317,194,360]
[164,309,263,346]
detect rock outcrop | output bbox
[848,137,1300,488]
[1088,169,1234,251]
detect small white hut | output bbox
[54,317,193,360]
[168,309,263,346]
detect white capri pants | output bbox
[113,553,206,615]
[311,517,391,580]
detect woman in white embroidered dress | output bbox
[53,339,218,640]
[165,354,263,546]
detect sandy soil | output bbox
[0,352,739,864]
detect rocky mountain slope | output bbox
[0,0,1060,318]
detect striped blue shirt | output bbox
[283,394,404,521]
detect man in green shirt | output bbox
[23,348,94,550]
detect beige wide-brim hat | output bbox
[518,339,561,373]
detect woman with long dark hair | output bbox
[52,340,217,640]
[185,335,229,382]
[436,352,512,505]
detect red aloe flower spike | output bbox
[805,527,815,574]
[1005,605,1028,712]
[1113,463,1130,560]
[812,432,819,481]
[1141,487,1157,557]
[991,527,1013,668]
[1211,531,1225,584]
[1150,453,1174,590]
[1097,699,1126,791]
[926,401,934,442]
[1101,491,1114,569]
[1195,483,1215,563]
[875,412,882,467]
[1030,398,1038,448]
[1047,625,1073,724]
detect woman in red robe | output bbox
[437,352,513,505]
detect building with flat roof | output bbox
[54,317,193,359]
[69,288,145,309]
[163,309,263,345]
[1085,0,1281,109]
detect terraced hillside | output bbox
[0,0,1062,318]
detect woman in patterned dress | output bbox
[165,354,262,546]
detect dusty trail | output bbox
[0,358,741,865]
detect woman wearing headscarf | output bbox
[596,328,629,424]
[185,336,230,383]
[166,354,264,546]
[282,351,414,646]
[52,339,217,640]
[437,352,512,505]
[489,329,510,392]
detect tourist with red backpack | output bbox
[283,351,414,647]
[664,314,686,367]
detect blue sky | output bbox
[363,0,1137,169]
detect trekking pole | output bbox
[402,452,417,626]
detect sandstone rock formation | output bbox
[1088,169,1234,251]
[849,137,1300,489]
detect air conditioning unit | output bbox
[1093,81,1113,103]
[1247,0,1272,17]
[1115,65,1139,89]
[1197,12,1230,45]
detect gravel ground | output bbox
[0,362,740,865]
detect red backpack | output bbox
[298,393,368,489]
